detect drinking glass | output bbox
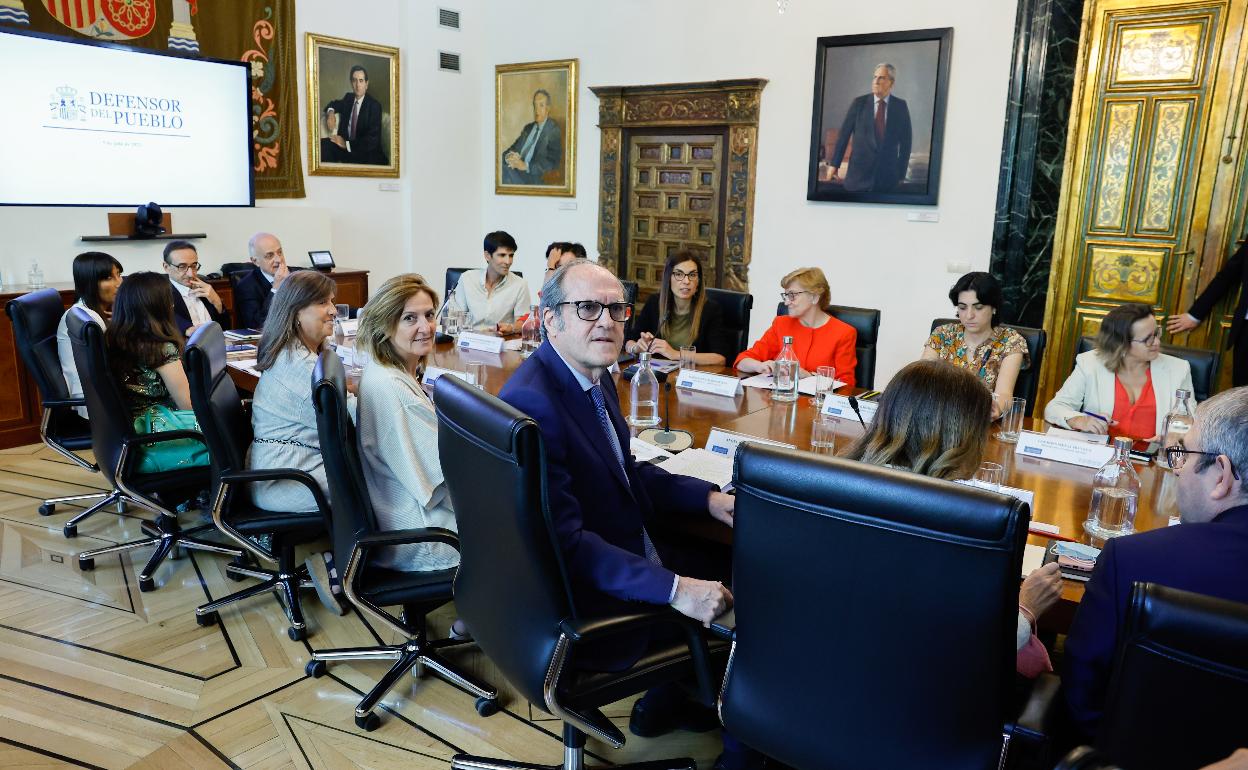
[996,396,1026,444]
[465,361,485,390]
[973,461,1004,491]
[810,415,837,455]
[679,345,697,372]
[814,365,836,407]
[335,304,350,322]
[345,365,363,391]
[444,310,463,340]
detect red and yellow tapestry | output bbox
[0,0,305,198]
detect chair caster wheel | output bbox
[63,524,77,538]
[38,503,54,516]
[475,697,500,717]
[196,611,218,627]
[78,557,94,571]
[305,660,326,678]
[139,577,155,592]
[355,712,380,731]
[287,625,306,641]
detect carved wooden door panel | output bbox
[620,131,725,293]
[1042,0,1248,404]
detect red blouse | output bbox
[1110,369,1156,441]
[734,315,858,389]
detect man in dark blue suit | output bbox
[233,232,292,330]
[499,260,742,758]
[1064,387,1248,737]
[501,88,563,185]
[827,63,913,193]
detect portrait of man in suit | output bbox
[827,63,912,193]
[495,59,578,196]
[501,89,562,185]
[321,64,388,166]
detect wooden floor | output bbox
[0,444,724,769]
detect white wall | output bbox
[0,0,484,295]
[479,0,1020,386]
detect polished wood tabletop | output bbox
[233,339,1165,609]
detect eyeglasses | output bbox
[780,290,811,302]
[1133,331,1161,346]
[672,270,699,282]
[1164,445,1240,479]
[555,300,633,323]
[167,261,200,273]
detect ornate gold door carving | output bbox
[1042,0,1248,405]
[623,133,724,291]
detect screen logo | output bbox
[49,86,87,122]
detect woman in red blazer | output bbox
[734,267,858,388]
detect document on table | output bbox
[1022,543,1046,577]
[739,373,843,395]
[1045,426,1109,444]
[656,447,734,489]
[227,358,262,378]
[630,437,675,463]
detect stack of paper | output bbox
[655,447,734,489]
[739,373,843,395]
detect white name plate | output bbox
[423,366,470,385]
[821,394,878,423]
[457,331,505,354]
[675,368,742,397]
[705,427,794,460]
[1015,430,1114,469]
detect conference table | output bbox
[229,338,1182,622]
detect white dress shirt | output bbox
[169,276,212,327]
[447,269,532,329]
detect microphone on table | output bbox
[847,396,867,428]
[638,370,694,452]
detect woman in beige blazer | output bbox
[1045,302,1194,439]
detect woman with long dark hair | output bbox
[57,251,123,418]
[105,271,207,473]
[624,251,730,365]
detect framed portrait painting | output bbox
[306,33,400,177]
[807,28,952,205]
[495,58,578,197]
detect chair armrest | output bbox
[355,527,460,552]
[560,608,717,705]
[220,467,331,518]
[708,609,735,641]
[41,398,86,409]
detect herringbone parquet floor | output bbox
[0,444,723,769]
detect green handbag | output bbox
[132,404,210,474]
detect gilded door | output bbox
[1042,0,1248,404]
[621,132,725,293]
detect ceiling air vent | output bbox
[439,51,461,73]
[438,7,461,29]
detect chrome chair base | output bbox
[77,514,243,592]
[195,559,314,641]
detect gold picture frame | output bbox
[495,58,578,197]
[306,33,400,178]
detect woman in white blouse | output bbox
[56,252,123,419]
[355,274,460,576]
[248,270,352,612]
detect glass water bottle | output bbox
[1084,437,1140,539]
[1161,388,1195,468]
[520,305,541,357]
[629,352,661,427]
[773,335,799,402]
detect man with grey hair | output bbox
[233,232,292,329]
[499,259,740,750]
[1064,387,1248,738]
[827,61,913,192]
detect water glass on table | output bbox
[995,396,1026,443]
[679,345,697,372]
[973,461,1004,491]
[814,365,836,407]
[464,361,485,390]
[345,364,363,392]
[335,304,350,322]
[444,309,464,340]
[810,415,837,455]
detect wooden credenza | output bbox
[0,268,369,450]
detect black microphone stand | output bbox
[640,371,693,451]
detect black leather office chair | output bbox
[220,262,253,278]
[5,289,120,527]
[778,302,882,388]
[932,318,1048,411]
[1074,336,1219,403]
[67,308,241,591]
[185,324,330,640]
[446,266,523,305]
[305,351,496,730]
[706,287,753,362]
[720,443,1035,769]
[433,375,725,770]
[1091,583,1248,770]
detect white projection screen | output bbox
[0,29,254,206]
